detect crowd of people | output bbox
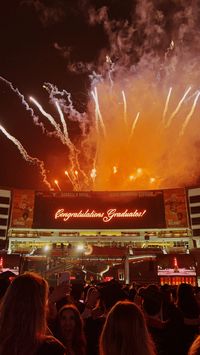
[0,272,199,355]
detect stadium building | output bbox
[0,187,200,285]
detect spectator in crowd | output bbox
[99,280,127,313]
[99,300,156,355]
[176,283,200,354]
[84,280,127,355]
[55,304,86,355]
[188,335,200,355]
[177,283,199,320]
[160,284,176,321]
[134,285,146,307]
[70,283,85,314]
[195,287,200,312]
[142,284,183,355]
[82,286,100,319]
[0,278,10,304]
[128,283,137,302]
[0,272,66,355]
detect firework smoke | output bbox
[0,124,52,190]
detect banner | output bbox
[10,189,35,228]
[163,188,188,228]
[33,190,166,229]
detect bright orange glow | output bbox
[54,179,61,191]
[90,168,97,180]
[85,79,200,191]
[2,69,200,192]
[113,166,118,174]
[150,177,156,183]
[136,168,143,175]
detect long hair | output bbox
[0,272,48,355]
[58,304,86,355]
[99,301,156,355]
[188,335,200,355]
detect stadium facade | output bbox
[0,187,200,285]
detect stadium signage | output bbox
[54,208,147,223]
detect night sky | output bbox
[0,0,102,190]
[0,1,200,191]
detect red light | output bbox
[9,277,15,282]
[104,276,113,282]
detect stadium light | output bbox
[76,244,84,252]
[43,245,50,252]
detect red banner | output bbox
[10,189,35,228]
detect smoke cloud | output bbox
[3,0,200,190]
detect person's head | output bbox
[142,284,162,317]
[0,272,48,355]
[71,283,84,302]
[99,281,127,311]
[58,304,81,339]
[85,286,100,307]
[177,282,194,302]
[137,286,146,298]
[177,283,199,318]
[188,335,200,355]
[58,304,86,354]
[0,279,10,301]
[99,301,156,355]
